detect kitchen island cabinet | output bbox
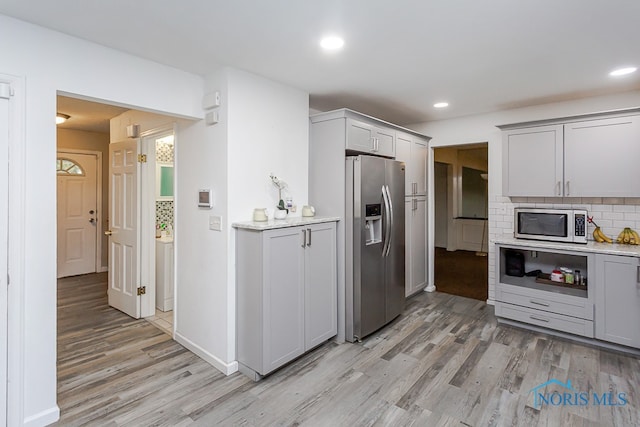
[500,109,640,197]
[234,218,338,380]
[595,254,640,348]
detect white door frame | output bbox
[3,74,26,427]
[1,79,11,427]
[140,125,176,320]
[56,149,103,275]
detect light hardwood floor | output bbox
[55,273,640,426]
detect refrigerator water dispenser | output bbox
[365,203,382,245]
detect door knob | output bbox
[89,210,95,214]
[104,230,113,236]
[89,218,96,224]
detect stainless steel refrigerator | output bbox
[345,155,405,342]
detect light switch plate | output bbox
[209,215,222,231]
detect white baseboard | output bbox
[23,405,59,427]
[174,331,238,376]
[99,266,108,273]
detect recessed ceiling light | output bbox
[433,102,449,108]
[609,67,637,77]
[56,113,70,125]
[320,36,344,51]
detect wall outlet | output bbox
[209,215,222,231]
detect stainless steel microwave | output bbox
[514,208,587,244]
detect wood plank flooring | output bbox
[55,273,640,426]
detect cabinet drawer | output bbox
[496,283,593,320]
[496,302,594,338]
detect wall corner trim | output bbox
[174,332,239,376]
[23,405,60,427]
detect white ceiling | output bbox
[2,0,640,126]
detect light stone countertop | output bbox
[232,216,340,231]
[493,234,640,257]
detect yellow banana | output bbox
[617,229,626,243]
[597,228,613,243]
[593,227,605,243]
[624,228,631,244]
[629,228,640,245]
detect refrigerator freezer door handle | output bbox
[385,185,394,257]
[381,185,390,257]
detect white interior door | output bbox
[107,139,141,318]
[0,82,10,427]
[56,152,98,278]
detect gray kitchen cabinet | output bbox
[595,254,640,348]
[564,115,640,197]
[396,132,428,196]
[501,111,640,197]
[347,118,396,158]
[404,197,427,296]
[236,221,337,379]
[502,124,563,197]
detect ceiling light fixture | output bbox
[320,36,344,51]
[609,67,637,77]
[56,113,70,125]
[433,102,449,108]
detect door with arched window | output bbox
[56,152,98,277]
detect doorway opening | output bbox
[433,143,488,301]
[55,93,184,414]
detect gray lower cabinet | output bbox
[595,254,640,348]
[236,221,337,379]
[494,244,594,338]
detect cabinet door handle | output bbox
[529,299,550,307]
[530,315,550,323]
[637,266,640,284]
[306,228,311,246]
[557,181,561,196]
[301,229,306,248]
[565,181,570,196]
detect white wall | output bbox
[174,67,232,372]
[410,90,640,303]
[0,14,204,426]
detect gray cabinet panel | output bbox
[496,302,594,337]
[565,115,640,197]
[595,254,640,348]
[262,228,305,372]
[503,125,563,197]
[305,223,338,349]
[405,197,427,297]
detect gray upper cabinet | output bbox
[396,132,428,196]
[564,115,640,197]
[501,111,640,197]
[595,254,640,348]
[503,125,563,197]
[346,118,396,158]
